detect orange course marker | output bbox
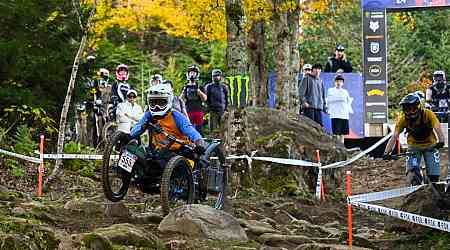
[346,170,352,246]
[38,135,45,197]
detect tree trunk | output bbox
[248,21,268,107]
[224,0,252,194]
[271,0,301,111]
[287,1,301,113]
[45,1,97,189]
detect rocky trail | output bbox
[1,108,449,249]
[1,150,449,250]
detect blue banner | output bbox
[268,73,365,138]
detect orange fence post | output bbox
[346,170,352,246]
[38,134,44,197]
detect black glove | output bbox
[382,153,391,161]
[194,145,206,155]
[434,142,445,149]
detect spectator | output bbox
[298,63,327,126]
[181,65,207,135]
[302,63,312,77]
[163,80,190,119]
[324,44,353,73]
[150,74,163,86]
[116,89,143,134]
[326,74,353,144]
[205,69,229,135]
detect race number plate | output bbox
[118,150,137,173]
[439,99,447,108]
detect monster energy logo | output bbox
[226,75,249,108]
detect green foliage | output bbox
[63,142,96,178]
[3,125,38,178]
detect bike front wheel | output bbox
[102,131,131,202]
[160,155,195,216]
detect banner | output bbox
[362,0,450,10]
[226,75,249,109]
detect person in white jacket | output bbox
[326,74,353,144]
[116,89,143,134]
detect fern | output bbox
[13,124,38,156]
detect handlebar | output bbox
[146,121,195,150]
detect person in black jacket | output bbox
[205,69,228,135]
[324,44,353,73]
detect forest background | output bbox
[0,0,449,151]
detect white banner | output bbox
[0,148,41,164]
[351,201,450,232]
[349,185,426,203]
[42,154,119,160]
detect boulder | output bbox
[158,204,248,241]
[222,107,347,192]
[63,199,104,215]
[104,202,131,218]
[84,223,161,248]
[238,219,279,235]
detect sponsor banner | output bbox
[363,9,388,123]
[362,0,450,10]
[226,75,250,109]
[349,184,426,203]
[351,201,450,232]
[0,148,41,164]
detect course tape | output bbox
[351,201,450,232]
[251,156,320,167]
[0,148,41,164]
[42,154,119,160]
[349,184,426,203]
[321,131,394,170]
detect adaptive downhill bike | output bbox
[102,122,228,215]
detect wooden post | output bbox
[346,170,352,246]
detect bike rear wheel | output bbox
[161,155,194,216]
[102,131,131,202]
[199,145,228,210]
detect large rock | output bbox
[83,223,161,249]
[158,204,248,241]
[63,199,104,215]
[294,243,372,250]
[222,107,347,191]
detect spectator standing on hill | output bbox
[324,44,353,73]
[326,74,353,144]
[298,63,327,126]
[205,69,229,135]
[163,79,190,119]
[181,65,207,135]
[116,89,143,134]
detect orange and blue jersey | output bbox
[130,111,201,150]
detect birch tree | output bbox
[45,0,98,189]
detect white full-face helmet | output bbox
[146,84,173,118]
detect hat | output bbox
[312,63,323,70]
[127,89,138,97]
[335,74,344,81]
[302,64,312,70]
[336,44,345,51]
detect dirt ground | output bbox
[0,149,449,249]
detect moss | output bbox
[0,191,23,202]
[192,239,260,249]
[82,233,113,250]
[0,216,59,249]
[255,133,278,145]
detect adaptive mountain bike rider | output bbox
[110,64,131,120]
[130,83,206,161]
[425,70,448,121]
[383,93,445,186]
